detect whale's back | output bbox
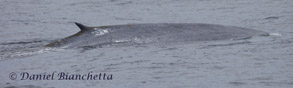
[46,23,267,48]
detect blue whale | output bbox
[46,22,267,48]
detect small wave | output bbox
[268,32,282,36]
[201,41,252,49]
[259,32,282,37]
[0,39,62,61]
[4,85,42,88]
[0,40,43,45]
[0,47,66,61]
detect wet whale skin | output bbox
[46,23,267,48]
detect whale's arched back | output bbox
[46,23,267,48]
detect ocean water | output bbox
[0,0,293,88]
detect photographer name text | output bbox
[9,71,112,80]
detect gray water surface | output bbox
[0,0,293,88]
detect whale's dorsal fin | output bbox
[75,22,90,31]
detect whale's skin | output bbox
[46,23,267,48]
